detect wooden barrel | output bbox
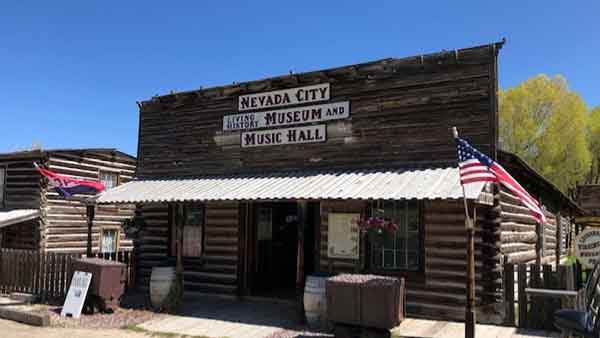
[150,266,176,309]
[304,275,328,328]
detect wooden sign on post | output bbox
[575,227,600,268]
[61,271,92,319]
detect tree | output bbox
[499,75,591,192]
[587,106,600,184]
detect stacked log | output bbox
[499,188,538,264]
[42,150,136,253]
[135,202,240,296]
[0,151,44,250]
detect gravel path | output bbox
[0,318,151,338]
[48,306,162,329]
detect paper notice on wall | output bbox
[328,213,360,260]
[61,271,92,319]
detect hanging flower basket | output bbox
[357,216,398,247]
[368,227,386,246]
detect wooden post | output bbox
[297,200,307,323]
[555,213,561,266]
[86,204,95,257]
[503,263,515,325]
[163,203,185,312]
[453,127,475,338]
[465,206,476,338]
[517,264,527,328]
[535,221,542,266]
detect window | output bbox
[0,168,5,207]
[369,200,420,271]
[170,204,205,257]
[99,171,119,190]
[100,229,119,253]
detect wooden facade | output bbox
[576,185,600,216]
[0,149,136,253]
[126,41,579,321]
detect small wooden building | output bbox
[95,42,579,321]
[0,148,136,253]
[576,185,600,216]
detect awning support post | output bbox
[86,204,95,257]
[296,200,307,323]
[174,203,184,310]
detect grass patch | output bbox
[123,324,229,338]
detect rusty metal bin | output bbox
[360,277,405,329]
[71,258,126,306]
[326,277,362,325]
[326,274,406,330]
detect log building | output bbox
[0,149,136,253]
[95,42,579,321]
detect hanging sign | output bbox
[575,227,600,268]
[223,101,349,131]
[61,271,92,319]
[328,213,360,260]
[238,83,330,111]
[241,124,326,148]
[576,216,600,226]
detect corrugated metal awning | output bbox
[94,168,484,204]
[0,209,40,229]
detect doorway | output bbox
[248,201,319,299]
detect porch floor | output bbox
[392,318,561,338]
[136,295,560,338]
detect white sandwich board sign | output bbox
[61,271,92,319]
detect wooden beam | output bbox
[297,200,307,323]
[86,204,95,257]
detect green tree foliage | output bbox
[499,75,591,192]
[587,106,600,184]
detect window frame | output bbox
[99,227,120,254]
[98,170,120,190]
[366,200,425,277]
[170,203,206,258]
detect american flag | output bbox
[456,137,547,224]
[34,162,105,198]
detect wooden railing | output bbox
[503,263,582,331]
[0,249,135,302]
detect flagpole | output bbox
[453,127,476,338]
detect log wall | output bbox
[499,187,568,265]
[316,199,499,321]
[499,188,538,264]
[416,200,499,321]
[577,184,600,215]
[41,150,136,253]
[0,152,43,250]
[135,202,240,296]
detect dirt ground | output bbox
[0,318,151,338]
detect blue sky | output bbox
[1,1,598,155]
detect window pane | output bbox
[369,200,420,270]
[185,204,204,227]
[183,225,203,257]
[407,202,419,232]
[371,247,382,267]
[100,172,118,190]
[383,232,395,247]
[182,204,204,257]
[383,250,394,269]
[101,230,117,253]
